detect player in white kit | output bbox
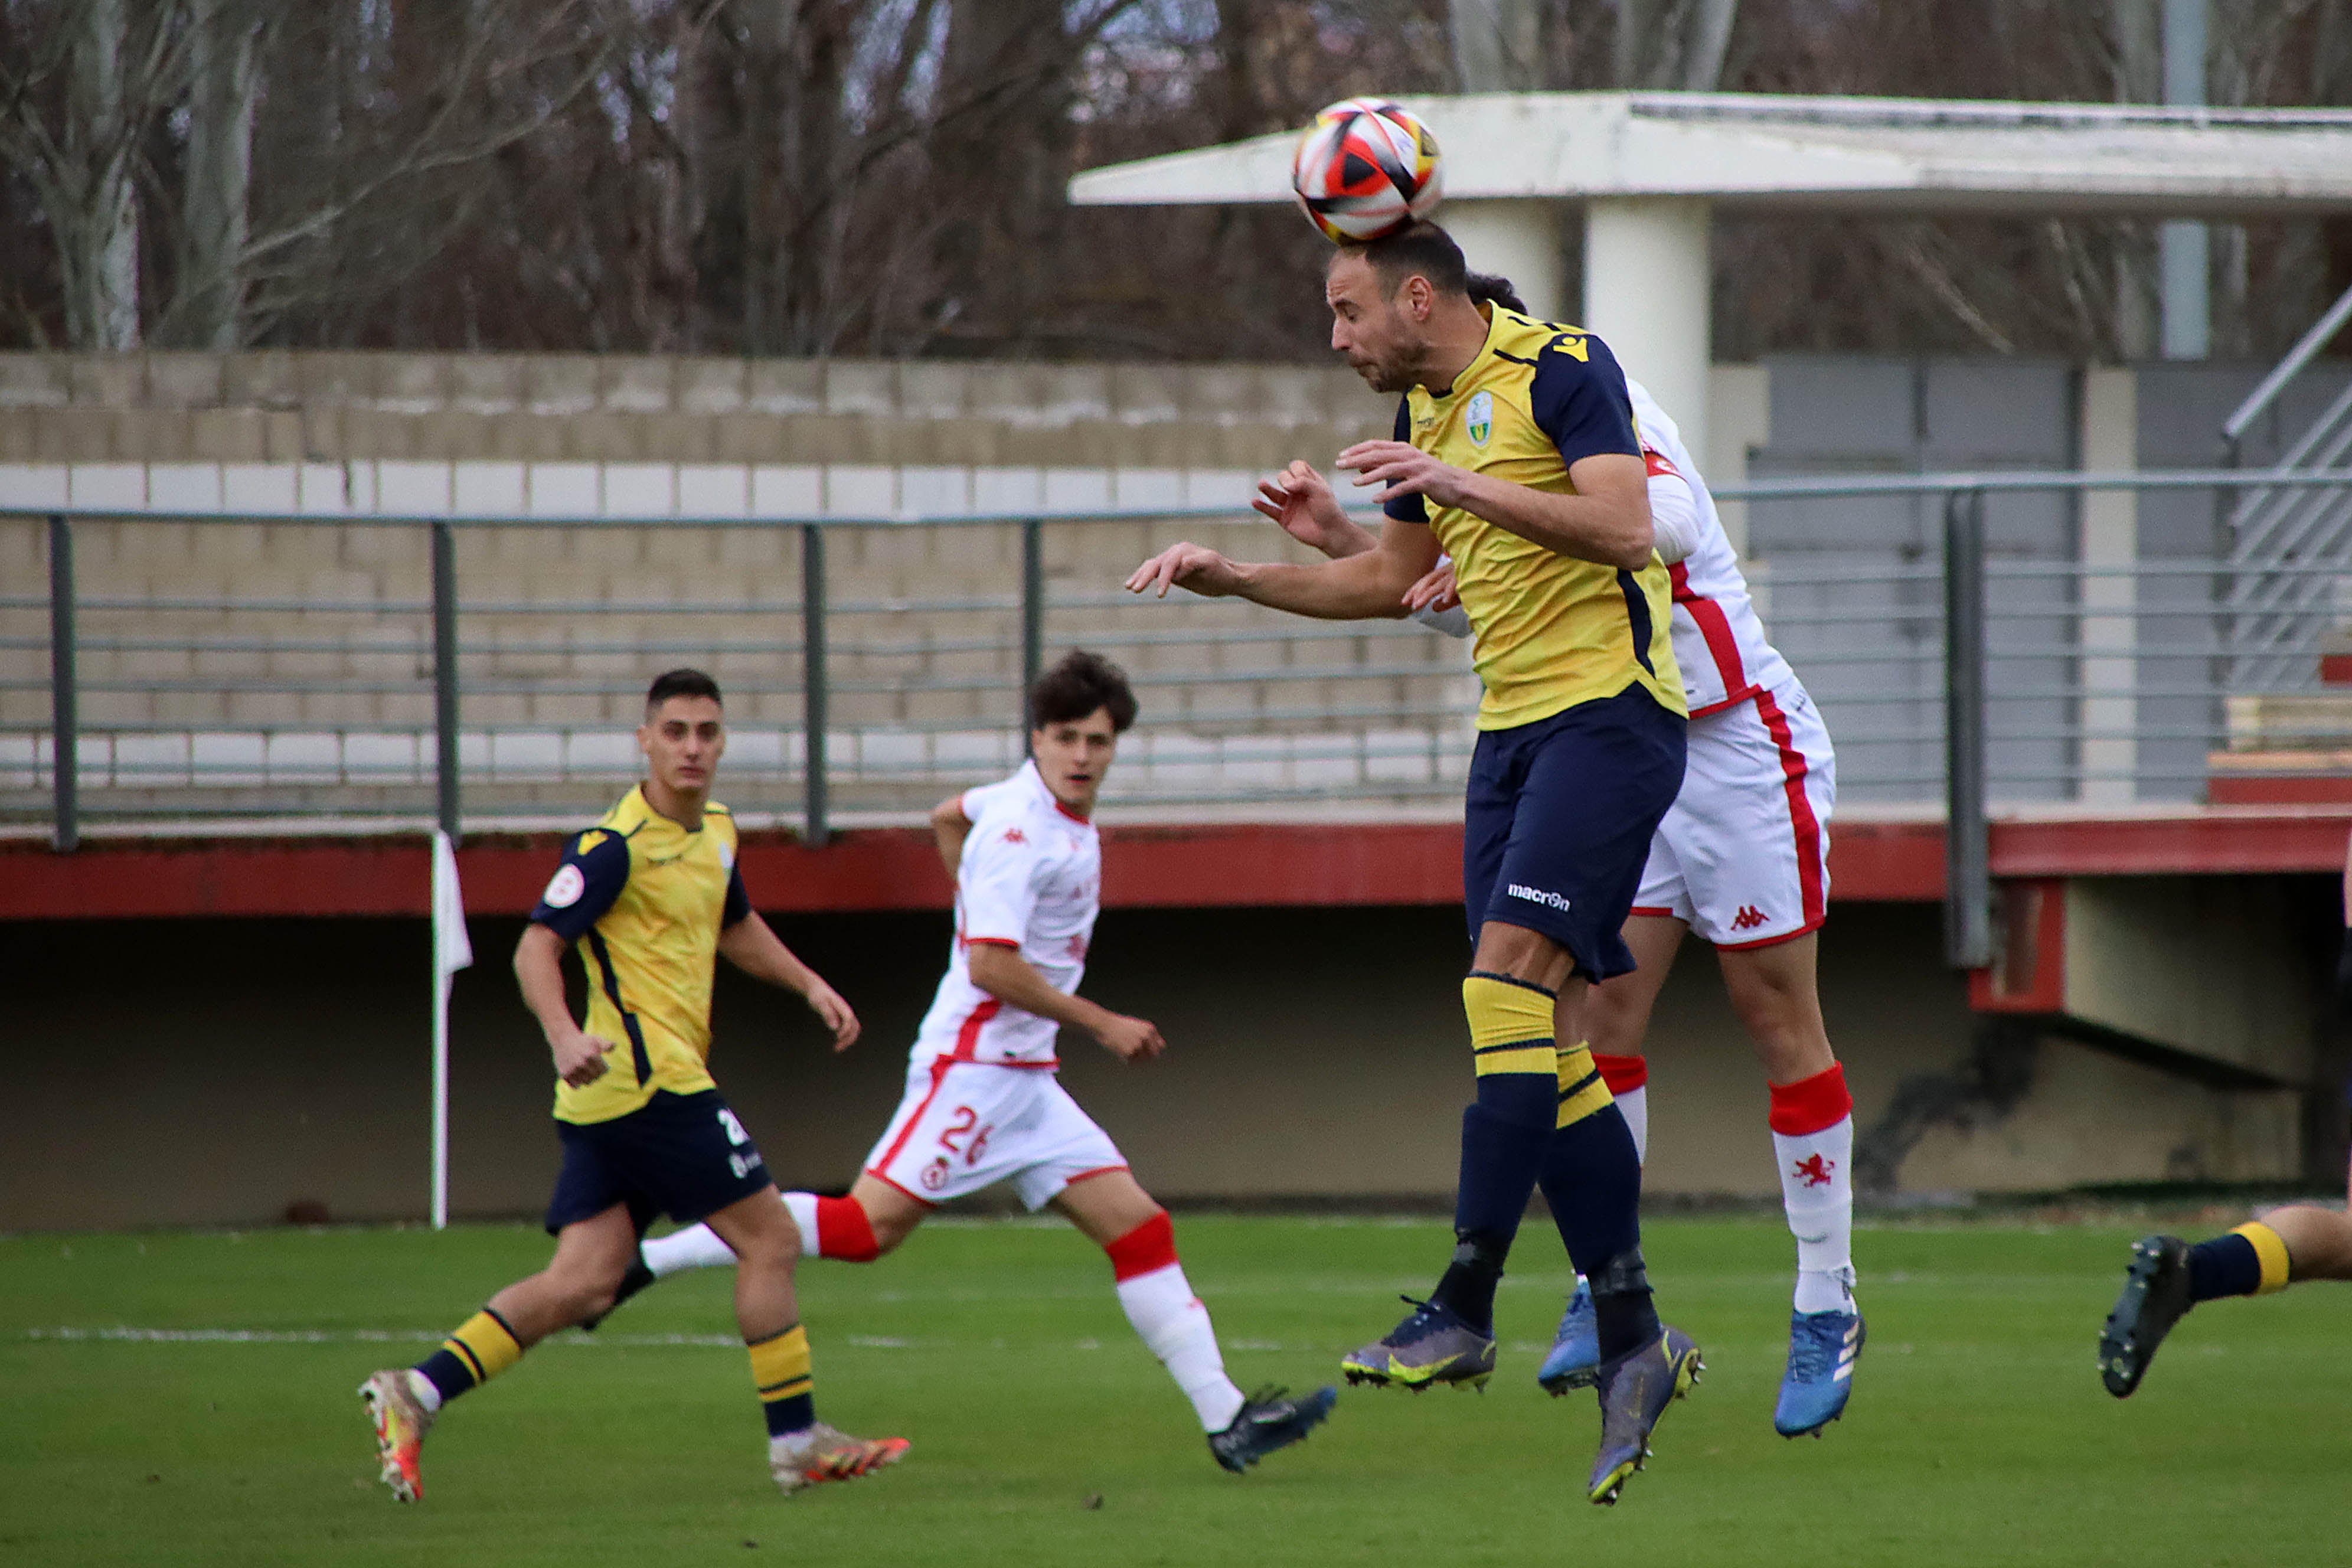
[1264,276,1860,1438]
[601,652,1338,1474]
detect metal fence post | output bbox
[1020,517,1043,746]
[48,513,77,852]
[1943,488,1992,968]
[802,522,829,847]
[432,520,461,844]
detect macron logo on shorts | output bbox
[1506,883,1572,913]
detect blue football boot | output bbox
[1773,1308,1865,1437]
[1536,1279,1602,1394]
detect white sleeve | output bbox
[1411,603,1472,638]
[1647,456,1701,567]
[956,814,1043,946]
[1407,550,1471,638]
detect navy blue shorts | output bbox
[544,1088,773,1237]
[1463,684,1687,983]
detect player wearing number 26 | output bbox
[358,668,907,1504]
[612,652,1339,1475]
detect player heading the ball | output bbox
[1127,220,1699,1506]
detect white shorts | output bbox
[1634,681,1835,949]
[863,1059,1127,1210]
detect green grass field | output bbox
[2,1213,2343,1566]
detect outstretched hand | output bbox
[1125,541,1244,600]
[1404,557,1460,614]
[1252,460,1371,558]
[1337,439,1471,510]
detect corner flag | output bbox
[430,830,474,1230]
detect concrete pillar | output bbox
[2079,367,2139,805]
[1442,198,1567,323]
[1585,197,1714,475]
[1706,364,1769,558]
[2160,0,2210,360]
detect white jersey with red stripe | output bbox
[1625,378,1795,716]
[910,760,1101,1069]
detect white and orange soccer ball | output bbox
[1289,97,1443,244]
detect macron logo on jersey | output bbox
[1506,883,1572,913]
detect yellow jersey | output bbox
[1386,305,1686,730]
[528,785,752,1125]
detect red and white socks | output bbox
[638,1192,884,1280]
[1106,1211,1246,1434]
[1590,1054,1858,1316]
[780,1192,881,1262]
[1592,1054,1649,1161]
[1770,1064,1858,1315]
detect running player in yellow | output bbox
[1126,221,1699,1505]
[2098,827,2352,1395]
[359,668,907,1501]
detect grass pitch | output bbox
[2,1213,2344,1566]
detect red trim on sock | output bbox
[814,1195,880,1262]
[1592,1053,1649,1095]
[1105,1210,1180,1282]
[1768,1063,1854,1136]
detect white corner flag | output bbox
[430,830,475,1231]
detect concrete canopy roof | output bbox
[1068,92,2352,218]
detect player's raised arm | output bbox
[1255,459,1380,559]
[1334,443,1653,571]
[1124,512,1439,622]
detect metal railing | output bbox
[11,466,2352,970]
[1,503,1480,845]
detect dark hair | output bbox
[646,667,723,711]
[1338,220,1468,300]
[1466,272,1527,314]
[1028,650,1137,733]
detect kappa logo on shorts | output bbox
[1506,882,1572,913]
[1730,904,1769,930]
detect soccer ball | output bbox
[1290,98,1443,244]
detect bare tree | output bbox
[0,0,185,348]
[1613,0,1739,90]
[178,0,263,349]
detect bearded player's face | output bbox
[1326,251,1423,394]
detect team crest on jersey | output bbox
[1465,390,1493,447]
[541,864,586,909]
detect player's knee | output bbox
[735,1224,798,1273]
[1471,921,1565,985]
[864,1211,916,1256]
